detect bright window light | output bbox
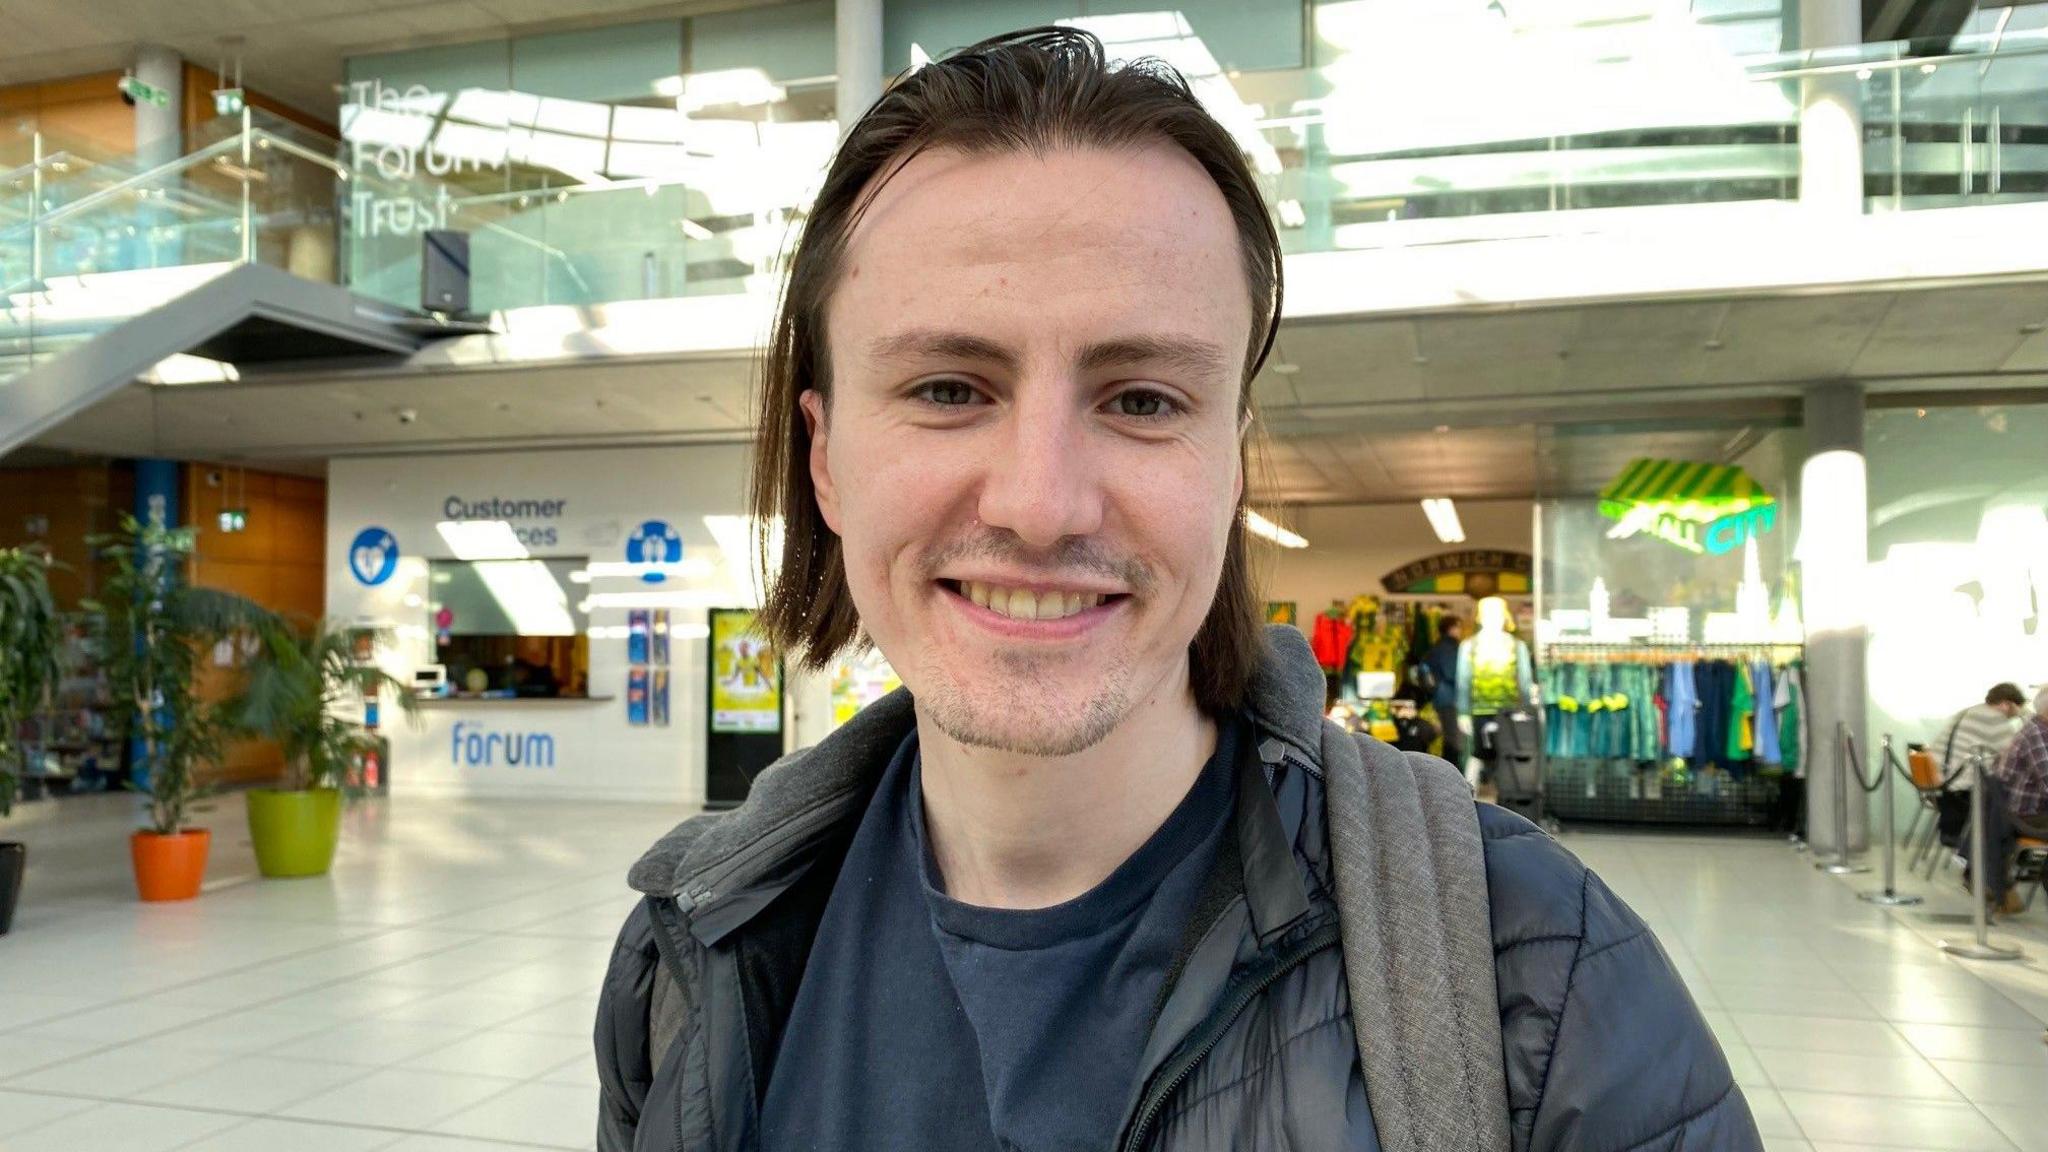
[675,69,786,114]
[1244,509,1308,549]
[1422,498,1466,543]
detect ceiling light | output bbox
[1421,498,1466,544]
[1244,509,1308,549]
[1918,62,1937,74]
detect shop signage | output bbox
[450,721,555,768]
[1380,550,1533,597]
[1599,458,1778,556]
[348,527,399,586]
[441,495,565,547]
[626,520,684,584]
[346,79,503,238]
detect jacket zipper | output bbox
[1119,921,1342,1152]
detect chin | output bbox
[918,674,1134,758]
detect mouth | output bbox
[939,579,1130,623]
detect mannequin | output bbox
[1456,596,1534,789]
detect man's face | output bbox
[805,145,1252,756]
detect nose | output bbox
[975,385,1106,548]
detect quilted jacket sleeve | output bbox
[596,899,660,1152]
[1480,807,1764,1152]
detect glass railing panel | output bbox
[1858,32,2048,212]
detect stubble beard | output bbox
[921,644,1137,758]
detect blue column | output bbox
[130,459,180,788]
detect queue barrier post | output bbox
[1858,734,1923,907]
[1939,749,2025,962]
[1816,722,1871,876]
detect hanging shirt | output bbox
[1753,661,1781,765]
[1664,662,1698,760]
[1726,663,1755,764]
[1775,665,1805,777]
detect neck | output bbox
[916,674,1217,911]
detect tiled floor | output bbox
[2,791,2046,1151]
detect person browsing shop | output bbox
[1421,616,1467,766]
[595,28,1760,1152]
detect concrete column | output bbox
[1797,0,1864,214]
[133,45,184,167]
[836,0,884,139]
[1799,382,1870,855]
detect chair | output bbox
[1905,749,1946,872]
[2018,837,2048,913]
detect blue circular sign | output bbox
[626,519,683,584]
[348,527,399,587]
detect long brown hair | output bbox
[750,26,1284,716]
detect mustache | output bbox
[921,532,1155,594]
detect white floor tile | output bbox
[0,1089,96,1138]
[4,1037,226,1098]
[401,1029,589,1080]
[282,1068,524,1130]
[431,1080,595,1149]
[0,1101,244,1152]
[539,1054,600,1089]
[169,1117,396,1152]
[265,1018,480,1067]
[1742,1086,1805,1140]
[1733,1014,1917,1057]
[1932,1058,2048,1107]
[136,1054,376,1114]
[1897,1022,2048,1066]
[1754,1046,1961,1100]
[0,1033,103,1081]
[376,1136,549,1152]
[1981,1102,2048,1152]
[1779,1090,2019,1151]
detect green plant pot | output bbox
[246,788,343,878]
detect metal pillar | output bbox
[1800,382,1870,857]
[836,0,884,139]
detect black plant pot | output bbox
[0,841,22,935]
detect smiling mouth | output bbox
[940,580,1129,621]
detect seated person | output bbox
[1987,686,2048,908]
[1934,682,2028,843]
[509,636,563,698]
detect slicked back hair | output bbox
[749,25,1284,717]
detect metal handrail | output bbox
[3,126,350,240]
[1746,32,2048,81]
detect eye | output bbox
[1108,388,1179,420]
[914,379,981,407]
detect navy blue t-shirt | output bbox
[759,720,1240,1152]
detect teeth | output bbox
[961,582,1107,621]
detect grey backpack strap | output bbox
[1323,722,1512,1152]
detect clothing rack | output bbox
[1543,643,1803,664]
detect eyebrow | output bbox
[866,329,1232,379]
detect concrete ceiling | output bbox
[0,0,783,121]
[14,273,2048,504]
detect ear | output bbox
[800,390,841,533]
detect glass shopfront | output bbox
[1865,401,2048,752]
[1536,423,1807,825]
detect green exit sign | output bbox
[213,88,244,116]
[119,76,170,108]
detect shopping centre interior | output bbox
[3,0,2048,1148]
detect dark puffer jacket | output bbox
[597,644,1760,1152]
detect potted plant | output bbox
[229,621,414,878]
[0,546,62,934]
[87,514,279,902]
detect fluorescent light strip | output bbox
[1421,498,1466,544]
[1244,509,1308,549]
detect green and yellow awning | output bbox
[1598,458,1775,525]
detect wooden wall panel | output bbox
[0,72,135,155]
[181,65,337,144]
[184,465,329,785]
[0,464,126,609]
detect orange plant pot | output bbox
[130,829,211,903]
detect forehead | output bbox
[828,144,1251,363]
